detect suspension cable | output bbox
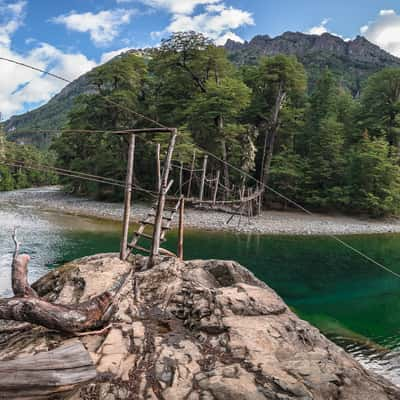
[3,56,400,281]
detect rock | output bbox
[0,253,399,399]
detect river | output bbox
[1,196,400,385]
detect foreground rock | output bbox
[0,254,399,399]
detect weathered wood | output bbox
[0,291,112,333]
[187,150,196,198]
[120,134,136,261]
[213,170,220,206]
[2,237,115,334]
[150,131,177,263]
[179,161,183,196]
[156,143,161,192]
[11,229,37,298]
[178,197,185,260]
[199,155,208,203]
[12,254,37,298]
[0,342,96,399]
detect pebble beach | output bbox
[2,186,400,236]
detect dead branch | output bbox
[1,231,118,334]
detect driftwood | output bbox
[0,342,97,399]
[0,230,116,333]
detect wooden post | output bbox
[178,196,184,260]
[199,155,208,202]
[150,131,177,264]
[156,143,161,192]
[187,150,196,198]
[179,161,183,196]
[120,134,135,260]
[212,170,220,206]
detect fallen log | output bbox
[0,291,112,333]
[0,230,117,333]
[0,342,97,399]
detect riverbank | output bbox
[2,186,400,235]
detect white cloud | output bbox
[307,18,330,35]
[52,9,135,46]
[100,47,132,63]
[361,9,400,57]
[215,31,244,45]
[306,18,351,41]
[0,1,96,119]
[139,0,221,15]
[154,3,253,44]
[0,0,26,47]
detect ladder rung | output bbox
[148,213,172,221]
[128,244,151,253]
[139,220,169,229]
[133,232,166,242]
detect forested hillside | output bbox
[4,31,400,148]
[50,32,400,217]
[0,130,57,190]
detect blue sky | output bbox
[1,0,400,118]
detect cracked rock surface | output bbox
[0,253,399,399]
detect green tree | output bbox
[0,166,14,191]
[347,135,400,217]
[269,147,305,208]
[52,53,148,199]
[303,116,347,208]
[359,68,400,150]
[248,55,307,187]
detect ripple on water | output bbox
[2,194,400,386]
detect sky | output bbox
[1,0,400,119]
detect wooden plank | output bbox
[120,134,135,260]
[199,155,208,203]
[130,244,151,253]
[186,150,196,198]
[0,342,96,398]
[150,131,177,262]
[212,170,220,206]
[156,143,161,192]
[114,127,176,134]
[178,197,184,260]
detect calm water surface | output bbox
[1,198,400,384]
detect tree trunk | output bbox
[261,85,286,187]
[1,232,118,334]
[218,115,230,190]
[0,290,112,333]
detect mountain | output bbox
[225,32,400,93]
[4,32,400,147]
[3,73,95,147]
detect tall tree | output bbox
[150,32,245,188]
[248,55,307,187]
[359,68,400,152]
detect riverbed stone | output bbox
[0,253,399,399]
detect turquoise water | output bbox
[1,202,400,383]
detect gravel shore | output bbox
[2,186,400,235]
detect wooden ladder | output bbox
[127,199,181,256]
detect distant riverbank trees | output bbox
[52,32,400,217]
[0,131,57,191]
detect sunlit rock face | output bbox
[1,254,399,399]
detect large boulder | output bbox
[0,254,399,399]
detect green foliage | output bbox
[347,136,400,217]
[358,68,400,147]
[0,130,57,191]
[43,31,400,217]
[269,147,305,205]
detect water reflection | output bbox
[1,197,400,385]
